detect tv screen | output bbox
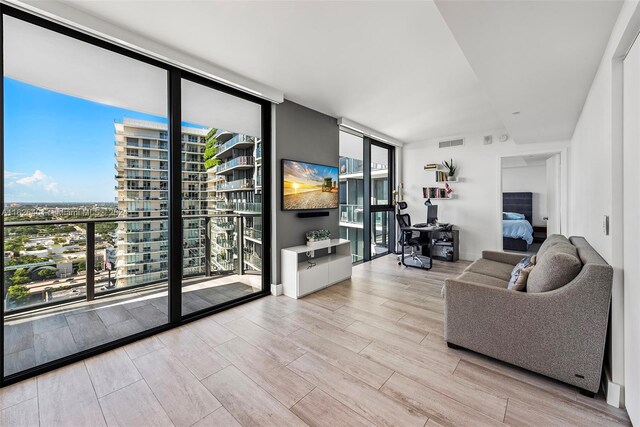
[282,159,339,211]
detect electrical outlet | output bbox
[603,215,609,235]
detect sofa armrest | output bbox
[481,250,525,265]
[444,264,612,392]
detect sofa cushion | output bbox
[537,234,570,258]
[465,259,515,281]
[456,271,510,289]
[527,244,582,293]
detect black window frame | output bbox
[0,3,272,386]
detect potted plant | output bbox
[306,229,331,247]
[442,159,457,179]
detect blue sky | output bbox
[4,78,205,203]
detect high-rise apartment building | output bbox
[114,118,261,289]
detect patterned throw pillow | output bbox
[512,265,534,291]
[508,256,533,290]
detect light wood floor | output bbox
[0,256,631,426]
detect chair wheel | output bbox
[398,262,402,265]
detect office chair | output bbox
[396,202,429,267]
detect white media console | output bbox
[281,239,352,299]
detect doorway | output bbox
[498,151,565,254]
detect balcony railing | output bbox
[339,204,364,224]
[217,156,254,173]
[215,135,256,157]
[216,179,254,192]
[3,213,261,315]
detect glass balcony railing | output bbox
[3,213,262,316]
[217,156,254,173]
[215,135,256,156]
[216,179,254,192]
[234,202,261,213]
[339,204,364,224]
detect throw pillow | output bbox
[512,265,533,291]
[508,256,533,290]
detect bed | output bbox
[502,192,534,252]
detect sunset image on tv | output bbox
[283,160,339,210]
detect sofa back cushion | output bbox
[536,234,570,259]
[527,242,582,293]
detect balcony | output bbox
[215,202,236,211]
[216,156,255,174]
[214,135,256,158]
[234,202,261,214]
[339,204,364,225]
[3,214,264,376]
[216,178,254,192]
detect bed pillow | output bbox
[503,212,526,220]
[508,256,533,290]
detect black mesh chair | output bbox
[396,202,430,268]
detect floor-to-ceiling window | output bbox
[339,130,394,263]
[0,5,270,384]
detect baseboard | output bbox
[602,366,625,408]
[270,283,283,296]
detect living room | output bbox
[0,0,638,426]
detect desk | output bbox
[399,225,444,270]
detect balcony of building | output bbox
[216,156,255,174]
[213,135,256,159]
[216,178,254,192]
[3,215,262,377]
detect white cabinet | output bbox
[281,239,352,299]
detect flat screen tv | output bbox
[282,159,339,211]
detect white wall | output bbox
[403,130,569,261]
[502,164,547,227]
[568,0,640,411]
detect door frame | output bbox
[496,148,568,251]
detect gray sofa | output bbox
[444,235,612,395]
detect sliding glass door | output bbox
[180,78,264,316]
[0,5,270,384]
[339,131,394,263]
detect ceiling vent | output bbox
[438,138,464,148]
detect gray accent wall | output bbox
[273,101,339,284]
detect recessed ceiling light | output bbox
[512,111,521,115]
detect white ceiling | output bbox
[19,0,622,145]
[435,0,623,144]
[32,0,503,144]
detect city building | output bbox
[114,118,262,289]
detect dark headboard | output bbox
[503,192,533,224]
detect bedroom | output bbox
[501,153,562,254]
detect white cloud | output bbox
[16,170,47,185]
[4,171,24,179]
[15,170,60,194]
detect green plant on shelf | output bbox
[442,158,457,177]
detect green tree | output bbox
[8,285,30,303]
[37,268,57,280]
[10,269,31,286]
[204,136,220,170]
[77,260,86,272]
